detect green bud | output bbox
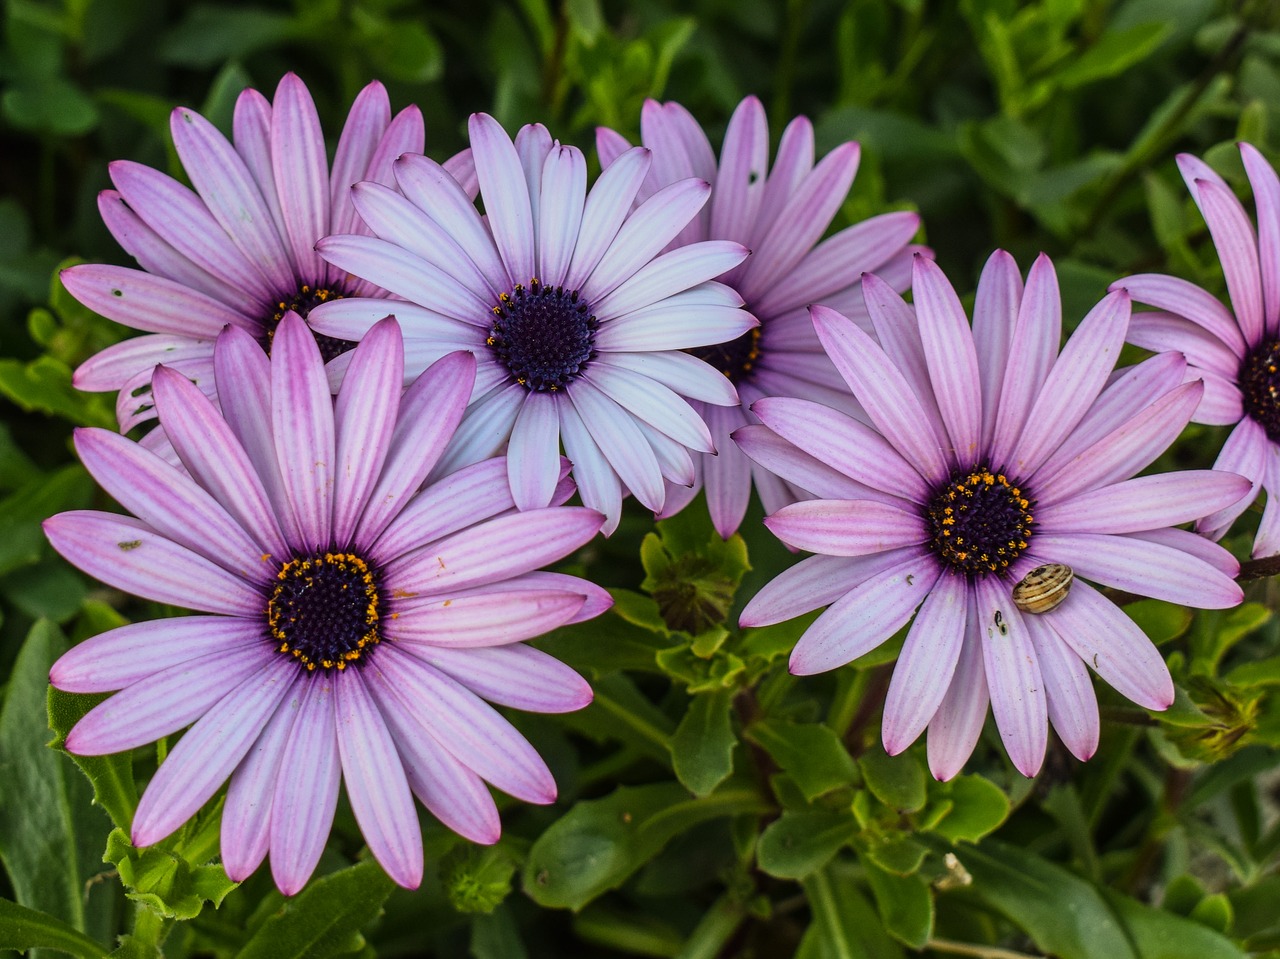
[440,844,519,915]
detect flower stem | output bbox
[926,938,1046,959]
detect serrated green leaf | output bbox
[48,686,138,833]
[757,810,858,880]
[0,898,108,959]
[930,775,1010,842]
[234,859,396,959]
[0,622,115,949]
[746,721,857,802]
[858,747,926,814]
[523,782,767,910]
[671,688,737,797]
[105,825,236,920]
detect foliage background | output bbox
[3,0,1280,957]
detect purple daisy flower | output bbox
[1116,143,1280,557]
[310,113,757,534]
[596,96,923,536]
[736,252,1247,779]
[44,313,609,894]
[62,73,469,463]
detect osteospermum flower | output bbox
[62,73,466,461]
[44,313,609,894]
[1115,143,1280,556]
[736,252,1247,779]
[597,96,923,536]
[310,113,756,534]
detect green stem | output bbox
[926,938,1045,959]
[771,0,809,130]
[673,894,746,959]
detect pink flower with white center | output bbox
[1115,143,1280,557]
[311,113,756,535]
[597,96,923,536]
[738,252,1246,779]
[45,314,609,894]
[63,73,470,464]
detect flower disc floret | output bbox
[689,327,762,383]
[925,466,1034,576]
[1238,340,1280,443]
[265,285,356,362]
[488,280,597,392]
[269,551,381,671]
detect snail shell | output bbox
[1012,563,1073,615]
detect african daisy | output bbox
[45,314,608,894]
[311,112,757,534]
[597,95,923,535]
[737,252,1246,779]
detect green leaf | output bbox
[48,686,138,833]
[757,810,858,880]
[0,356,116,427]
[746,720,857,801]
[523,782,768,910]
[0,898,108,959]
[1128,599,1195,647]
[159,5,296,67]
[0,621,115,949]
[954,840,1192,959]
[1189,604,1272,676]
[671,688,737,797]
[1102,888,1245,959]
[799,864,903,959]
[105,826,236,920]
[555,672,674,763]
[929,775,1011,842]
[863,859,933,948]
[469,903,528,959]
[858,747,926,814]
[234,859,396,959]
[1056,22,1170,89]
[2,78,98,135]
[0,465,93,577]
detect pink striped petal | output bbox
[765,499,926,556]
[390,589,585,647]
[1241,143,1280,332]
[710,95,767,243]
[336,668,423,889]
[564,148,653,291]
[507,392,562,510]
[788,552,940,675]
[1027,616,1099,761]
[408,643,591,713]
[270,678,341,895]
[470,113,535,283]
[1195,177,1264,345]
[974,576,1047,777]
[271,313,335,550]
[60,264,253,337]
[1038,470,1251,533]
[913,257,982,460]
[44,512,261,615]
[926,597,988,781]
[882,572,967,755]
[973,250,1023,450]
[270,74,329,283]
[1117,273,1247,354]
[569,380,665,511]
[538,145,588,287]
[132,660,296,848]
[740,549,917,627]
[1041,580,1174,709]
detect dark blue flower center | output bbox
[488,279,597,392]
[268,551,382,672]
[924,465,1035,577]
[688,327,762,384]
[1240,340,1280,443]
[262,284,356,363]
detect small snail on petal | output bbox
[1012,563,1073,615]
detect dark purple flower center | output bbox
[261,284,357,363]
[1240,340,1280,443]
[688,328,762,384]
[268,551,382,673]
[488,279,597,392]
[924,465,1035,577]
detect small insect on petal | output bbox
[1012,563,1073,614]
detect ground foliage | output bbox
[2,0,1280,956]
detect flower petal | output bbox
[788,552,939,675]
[336,668,423,889]
[44,512,262,616]
[1037,470,1251,533]
[407,644,592,713]
[390,589,585,647]
[131,660,296,848]
[765,499,926,556]
[271,74,330,283]
[470,113,536,283]
[1026,616,1099,761]
[507,392,562,511]
[272,312,335,550]
[974,576,1047,778]
[882,573,967,755]
[926,599,988,781]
